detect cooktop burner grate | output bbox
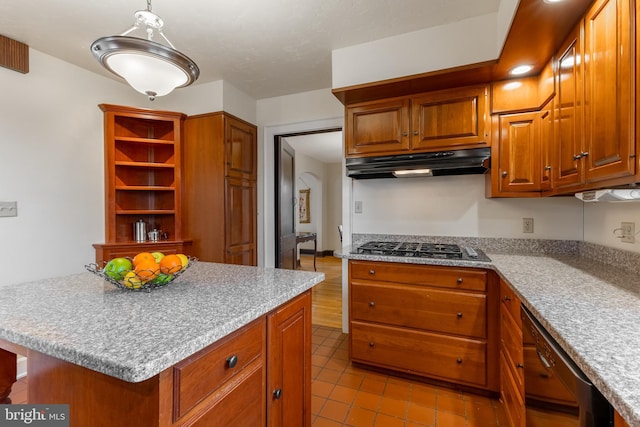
[355,241,491,262]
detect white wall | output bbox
[584,202,640,252]
[332,13,500,89]
[352,175,584,240]
[257,89,344,267]
[0,50,141,286]
[324,162,343,252]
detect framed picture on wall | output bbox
[299,189,310,223]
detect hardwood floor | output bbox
[299,254,343,329]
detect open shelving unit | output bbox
[93,104,191,263]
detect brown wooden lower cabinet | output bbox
[615,410,631,427]
[348,260,499,392]
[12,290,311,427]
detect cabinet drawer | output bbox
[350,260,487,292]
[351,321,487,387]
[501,306,524,391]
[523,345,578,407]
[174,317,265,420]
[351,282,487,338]
[500,352,525,427]
[181,361,265,427]
[500,281,521,325]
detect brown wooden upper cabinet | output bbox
[555,0,634,190]
[345,85,490,157]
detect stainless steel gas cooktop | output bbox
[355,241,491,262]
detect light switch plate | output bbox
[354,200,363,214]
[0,201,17,217]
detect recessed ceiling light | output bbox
[510,65,533,75]
[543,0,564,3]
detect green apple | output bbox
[151,252,165,263]
[103,257,133,281]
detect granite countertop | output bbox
[339,235,640,426]
[0,262,324,383]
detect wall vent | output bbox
[0,34,29,74]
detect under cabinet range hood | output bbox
[345,147,491,179]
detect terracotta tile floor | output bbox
[311,325,508,427]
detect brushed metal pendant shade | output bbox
[90,1,199,100]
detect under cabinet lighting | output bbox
[393,169,433,177]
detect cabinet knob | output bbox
[369,301,375,308]
[503,295,512,302]
[273,389,283,399]
[573,154,582,160]
[580,151,589,158]
[456,277,463,284]
[501,171,507,178]
[516,362,524,369]
[456,312,463,318]
[456,358,463,364]
[226,355,238,368]
[369,341,375,347]
[413,130,419,136]
[544,165,552,171]
[369,270,375,275]
[402,132,408,137]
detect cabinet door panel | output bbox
[499,112,541,192]
[554,27,584,188]
[267,292,312,427]
[225,117,257,180]
[346,99,410,156]
[351,282,487,338]
[583,0,634,182]
[411,85,489,150]
[225,178,257,266]
[351,321,487,387]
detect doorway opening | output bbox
[273,127,343,329]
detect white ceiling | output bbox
[285,131,343,164]
[0,0,501,100]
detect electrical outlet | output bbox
[621,222,635,243]
[354,200,363,214]
[523,218,534,233]
[0,201,17,217]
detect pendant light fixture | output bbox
[90,0,199,100]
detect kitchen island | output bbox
[339,236,640,427]
[0,262,324,426]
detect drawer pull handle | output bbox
[503,295,512,302]
[369,341,375,347]
[456,312,463,318]
[273,389,282,399]
[226,355,238,368]
[539,372,549,378]
[369,301,375,307]
[456,358,463,364]
[369,270,375,275]
[516,363,524,369]
[456,277,463,284]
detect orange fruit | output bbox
[134,260,160,282]
[160,254,182,275]
[132,252,155,267]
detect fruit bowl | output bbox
[85,256,196,292]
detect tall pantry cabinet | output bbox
[183,112,257,266]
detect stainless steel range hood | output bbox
[345,147,491,179]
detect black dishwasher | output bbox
[520,305,613,427]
